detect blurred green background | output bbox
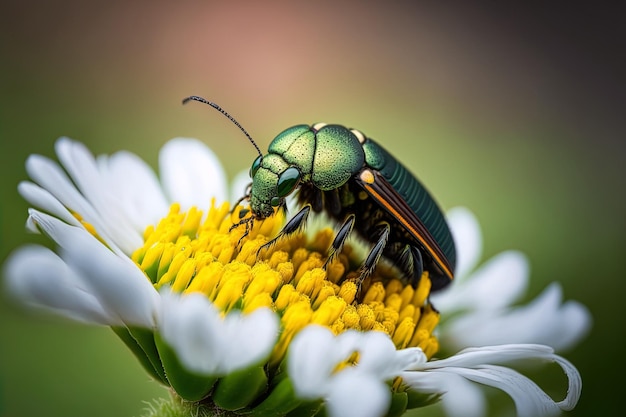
[1,1,623,416]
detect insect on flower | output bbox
[183,96,456,293]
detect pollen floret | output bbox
[132,202,441,368]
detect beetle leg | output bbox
[398,245,424,289]
[323,214,355,269]
[257,205,311,256]
[311,188,324,213]
[326,188,342,216]
[357,222,391,285]
[230,216,254,249]
[411,246,424,288]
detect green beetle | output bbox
[184,96,456,291]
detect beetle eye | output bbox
[270,196,281,207]
[249,155,262,178]
[277,167,301,197]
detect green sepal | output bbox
[213,366,268,411]
[155,332,217,401]
[284,400,323,417]
[405,388,441,409]
[268,367,289,386]
[387,391,408,417]
[111,326,167,384]
[129,326,168,382]
[311,405,327,417]
[248,377,302,417]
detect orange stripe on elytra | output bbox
[362,183,454,280]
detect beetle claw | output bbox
[356,222,390,286]
[323,214,355,270]
[256,205,311,259]
[230,216,255,249]
[398,245,424,289]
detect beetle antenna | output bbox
[182,95,263,158]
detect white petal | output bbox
[423,344,582,408]
[18,181,82,228]
[326,368,390,417]
[219,308,279,372]
[552,300,592,352]
[439,283,591,352]
[553,355,582,411]
[404,344,581,417]
[159,138,227,210]
[432,251,528,314]
[421,344,555,370]
[97,150,170,232]
[25,151,126,256]
[445,366,562,417]
[289,325,347,398]
[25,215,39,234]
[3,245,116,325]
[159,291,278,375]
[55,137,144,254]
[447,207,482,281]
[440,377,486,417]
[289,325,423,416]
[62,231,159,328]
[289,327,404,417]
[159,291,222,373]
[230,169,252,203]
[402,371,486,417]
[28,210,159,327]
[54,137,108,209]
[25,153,91,215]
[160,291,225,373]
[520,283,591,352]
[54,137,99,191]
[54,138,114,217]
[26,153,104,228]
[356,332,425,378]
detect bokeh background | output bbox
[1,1,624,416]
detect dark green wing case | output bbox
[362,139,457,271]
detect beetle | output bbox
[183,96,456,291]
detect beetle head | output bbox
[249,154,301,219]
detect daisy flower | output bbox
[4,137,584,417]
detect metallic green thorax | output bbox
[250,125,364,218]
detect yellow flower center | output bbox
[132,202,440,365]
